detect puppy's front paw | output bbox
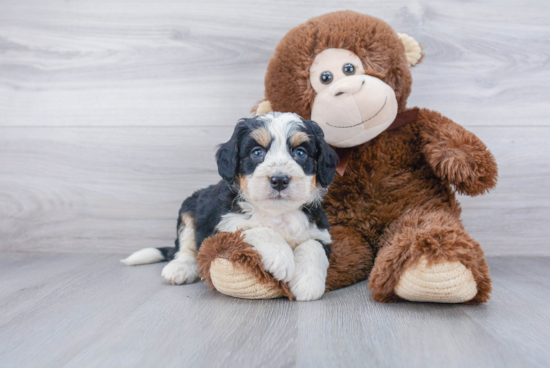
[258,246,295,283]
[289,275,325,301]
[242,228,295,283]
[161,260,199,285]
[289,239,329,301]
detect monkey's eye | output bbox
[320,71,333,84]
[251,148,264,159]
[293,148,307,160]
[343,63,355,75]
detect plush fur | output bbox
[323,107,497,298]
[199,10,498,304]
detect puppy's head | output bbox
[216,112,338,211]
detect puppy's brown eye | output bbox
[343,63,355,75]
[320,71,333,84]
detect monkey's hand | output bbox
[419,109,498,196]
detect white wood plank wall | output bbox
[1,0,549,255]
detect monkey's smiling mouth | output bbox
[325,96,388,129]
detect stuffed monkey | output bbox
[197,11,497,304]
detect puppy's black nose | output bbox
[270,175,290,191]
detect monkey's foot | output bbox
[210,259,284,299]
[394,256,477,303]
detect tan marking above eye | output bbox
[290,132,310,147]
[250,128,271,147]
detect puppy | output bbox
[122,112,338,301]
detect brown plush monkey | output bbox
[197,10,497,304]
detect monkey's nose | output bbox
[331,76,365,96]
[270,175,290,191]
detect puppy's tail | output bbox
[120,247,175,266]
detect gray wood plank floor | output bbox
[1,0,550,255]
[0,253,548,368]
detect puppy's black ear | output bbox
[302,119,338,187]
[216,120,248,184]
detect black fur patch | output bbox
[301,202,332,257]
[238,129,272,178]
[175,181,238,251]
[294,119,339,187]
[287,134,317,176]
[157,246,177,261]
[216,118,270,184]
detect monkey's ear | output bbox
[397,33,423,67]
[254,100,273,116]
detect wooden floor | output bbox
[0,253,548,368]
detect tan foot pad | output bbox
[209,259,284,299]
[395,257,477,303]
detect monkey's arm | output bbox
[417,108,498,196]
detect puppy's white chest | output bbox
[217,207,325,249]
[259,211,310,248]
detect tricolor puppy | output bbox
[122,112,338,301]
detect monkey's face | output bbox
[263,12,423,149]
[309,48,399,148]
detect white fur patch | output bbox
[289,240,329,301]
[161,250,200,285]
[120,248,164,266]
[217,202,331,249]
[242,227,295,282]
